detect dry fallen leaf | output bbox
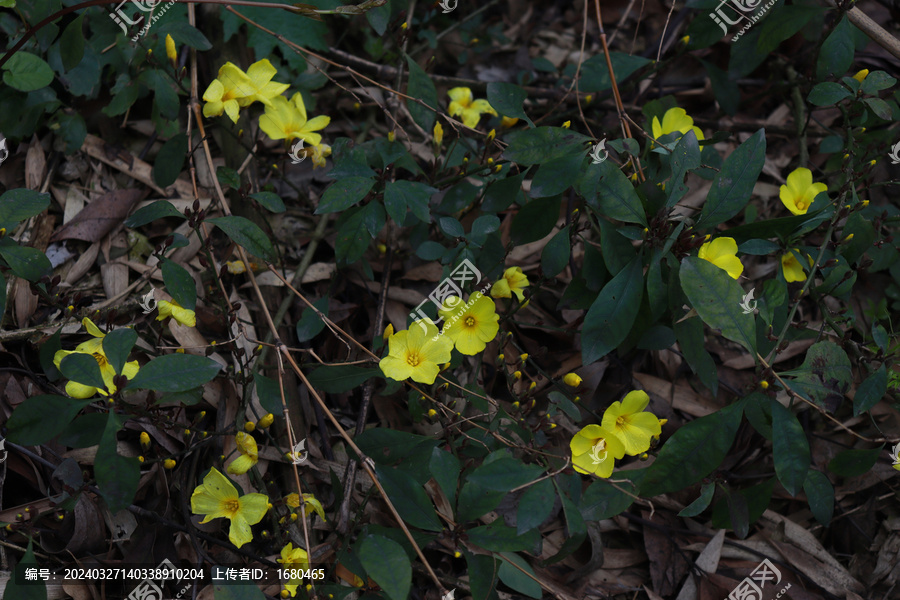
[51,188,144,243]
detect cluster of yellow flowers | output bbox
[570,391,665,478]
[379,267,531,385]
[202,59,331,168]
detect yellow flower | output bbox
[433,122,444,146]
[487,129,496,143]
[780,167,827,215]
[852,69,869,83]
[310,143,331,169]
[601,390,662,456]
[202,62,253,123]
[236,59,290,109]
[439,292,500,355]
[165,34,177,65]
[490,266,529,302]
[227,260,247,274]
[259,92,330,146]
[157,299,196,328]
[500,116,519,128]
[651,107,704,141]
[570,425,626,478]
[562,120,570,129]
[227,432,259,475]
[698,237,743,279]
[278,543,309,597]
[190,467,269,548]
[781,250,813,283]
[257,413,275,429]
[447,87,497,129]
[53,318,140,399]
[284,493,327,521]
[164,459,177,469]
[563,373,582,387]
[379,320,453,384]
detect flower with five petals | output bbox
[190,467,269,548]
[651,107,704,141]
[157,299,196,327]
[439,292,500,355]
[447,87,498,129]
[53,318,140,399]
[698,237,743,280]
[278,543,309,597]
[601,390,662,456]
[490,266,529,302]
[202,62,253,123]
[781,249,813,283]
[570,425,626,478]
[259,92,330,146]
[780,167,827,215]
[379,320,453,384]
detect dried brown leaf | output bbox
[51,189,143,243]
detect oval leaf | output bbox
[102,328,138,376]
[207,216,276,262]
[582,256,644,364]
[7,395,89,445]
[127,354,221,392]
[60,353,105,390]
[358,535,411,600]
[771,400,810,496]
[161,257,197,311]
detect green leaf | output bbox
[827,447,881,478]
[139,69,180,120]
[457,481,507,522]
[295,296,329,342]
[487,82,533,127]
[541,226,570,277]
[316,177,375,214]
[780,341,851,409]
[666,130,702,206]
[674,309,718,395]
[678,482,716,517]
[466,553,498,600]
[771,400,810,496]
[860,70,897,95]
[502,127,590,166]
[0,244,52,281]
[804,469,834,526]
[102,328,137,376]
[498,553,542,599]
[254,373,282,415]
[358,535,411,600]
[516,479,554,535]
[7,395,88,445]
[2,52,54,92]
[469,215,501,246]
[430,447,461,507]
[125,200,185,228]
[640,399,745,497]
[578,158,647,225]
[415,241,445,261]
[384,180,435,224]
[217,167,241,190]
[406,56,439,132]
[127,354,222,392]
[853,365,887,415]
[482,173,526,213]
[466,458,544,492]
[439,216,465,237]
[208,216,276,262]
[579,479,634,520]
[156,21,213,50]
[375,465,443,531]
[335,208,370,265]
[60,14,85,72]
[467,521,540,552]
[807,82,853,106]
[582,256,643,364]
[6,539,45,600]
[580,52,650,91]
[0,189,50,226]
[95,410,139,513]
[153,133,188,188]
[697,129,766,228]
[250,191,286,213]
[306,365,383,393]
[161,257,197,311]
[863,97,892,120]
[511,196,561,245]
[355,429,439,467]
[816,16,854,80]
[58,412,109,448]
[679,257,757,355]
[60,353,105,390]
[38,326,62,382]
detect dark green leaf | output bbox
[127,354,222,392]
[156,21,213,50]
[804,469,834,525]
[57,412,109,448]
[639,399,745,497]
[771,400,810,496]
[482,173,526,212]
[780,341,851,409]
[406,57,439,132]
[358,535,412,600]
[208,216,276,262]
[816,16,854,80]
[863,97,892,120]
[153,133,188,188]
[697,129,766,228]
[457,481,507,522]
[254,373,282,415]
[666,129,702,206]
[680,257,757,354]
[375,465,442,531]
[138,70,180,120]
[498,552,542,599]
[38,326,62,381]
[580,53,650,91]
[306,365,383,393]
[60,14,85,72]
[511,196,561,245]
[430,447,461,507]
[467,458,544,492]
[579,479,634,520]
[827,447,881,478]
[582,256,643,364]
[0,244,52,282]
[541,226,570,277]
[487,82,533,126]
[853,365,887,415]
[678,482,716,517]
[316,177,375,214]
[296,296,329,343]
[250,191,286,213]
[468,215,500,246]
[95,410,139,513]
[335,208,370,265]
[2,52,54,92]
[860,70,897,94]
[467,521,540,552]
[807,82,853,106]
[6,539,45,600]
[465,553,498,600]
[516,479,554,535]
[7,395,88,445]
[161,257,197,310]
[384,180,435,224]
[439,216,465,237]
[674,310,718,395]
[502,127,590,166]
[415,241,445,261]
[60,353,105,390]
[0,189,50,226]
[125,200,185,228]
[217,167,240,190]
[578,158,647,225]
[102,328,137,376]
[725,486,750,539]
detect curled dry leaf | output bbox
[50,188,144,243]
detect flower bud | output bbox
[563,373,582,387]
[140,431,151,452]
[244,421,256,432]
[164,459,176,469]
[257,413,275,429]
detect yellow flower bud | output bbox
[140,431,151,452]
[377,243,387,254]
[383,323,394,341]
[563,373,582,387]
[501,116,519,128]
[454,551,461,558]
[388,131,395,142]
[498,353,505,361]
[138,456,145,463]
[520,353,528,362]
[428,409,437,418]
[164,459,176,469]
[257,413,275,429]
[165,34,177,65]
[549,422,557,428]
[760,380,769,389]
[574,396,581,402]
[433,122,444,146]
[528,382,536,392]
[245,421,256,432]
[495,164,502,173]
[852,69,869,83]
[845,233,855,242]
[869,159,876,166]
[562,120,571,129]
[487,129,496,143]
[401,21,408,29]
[176,348,185,353]
[354,102,361,111]
[487,157,494,165]
[470,38,479,44]
[585,94,593,105]
[183,428,190,436]
[640,452,649,461]
[680,35,690,46]
[513,371,522,380]
[862,200,869,207]
[281,591,291,599]
[512,401,520,410]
